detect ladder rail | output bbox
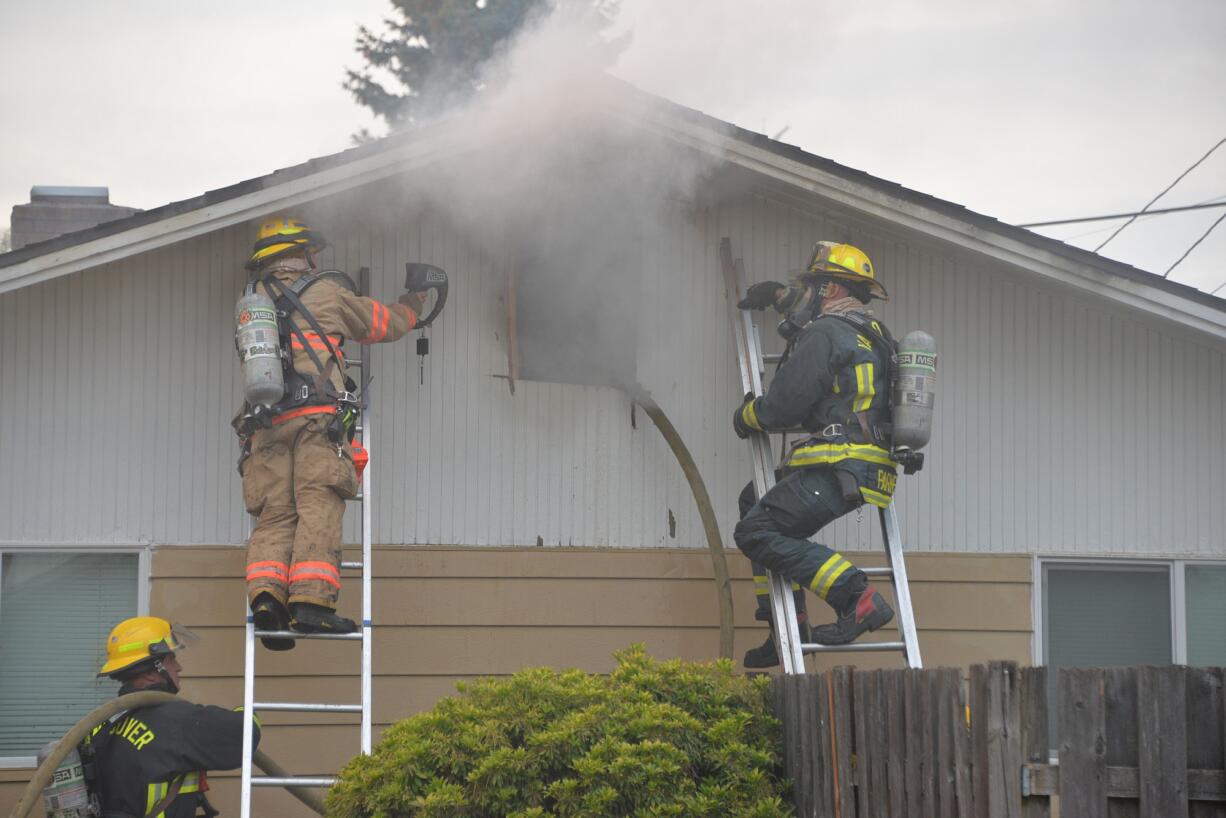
[240,533,256,818]
[719,239,804,674]
[359,336,373,755]
[881,504,922,667]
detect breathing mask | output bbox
[774,276,833,341]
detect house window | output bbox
[1042,562,1173,669]
[0,552,141,764]
[1185,564,1226,667]
[1038,558,1226,748]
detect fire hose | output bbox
[7,692,326,818]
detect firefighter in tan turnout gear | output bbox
[234,217,422,649]
[733,241,897,668]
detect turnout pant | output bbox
[242,414,359,608]
[734,467,866,616]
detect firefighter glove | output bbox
[733,394,761,439]
[398,290,426,316]
[737,280,785,310]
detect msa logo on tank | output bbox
[51,762,83,785]
[235,290,286,408]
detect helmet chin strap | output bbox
[152,659,179,695]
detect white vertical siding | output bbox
[0,179,1222,556]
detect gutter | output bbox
[0,131,461,296]
[635,111,1226,342]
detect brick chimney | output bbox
[10,186,140,250]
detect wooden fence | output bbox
[772,662,1226,818]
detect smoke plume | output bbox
[393,3,725,391]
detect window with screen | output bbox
[1186,564,1226,667]
[1041,562,1172,747]
[0,552,139,762]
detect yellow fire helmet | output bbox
[247,216,327,270]
[805,241,888,301]
[98,617,195,678]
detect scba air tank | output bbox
[235,290,285,408]
[892,330,937,451]
[37,741,98,818]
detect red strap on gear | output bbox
[351,441,369,481]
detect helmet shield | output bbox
[166,622,199,653]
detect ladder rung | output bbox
[348,493,364,501]
[344,358,364,368]
[252,776,336,788]
[861,567,894,578]
[763,353,784,364]
[254,629,363,641]
[340,561,363,570]
[254,701,362,713]
[801,641,907,654]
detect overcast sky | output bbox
[2,0,1223,294]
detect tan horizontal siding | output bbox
[151,544,1034,582]
[1,546,1031,818]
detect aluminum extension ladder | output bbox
[239,269,376,818]
[719,238,922,675]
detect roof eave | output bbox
[638,110,1226,341]
[0,130,457,296]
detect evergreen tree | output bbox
[345,0,619,135]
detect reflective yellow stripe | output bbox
[180,771,200,794]
[809,553,852,598]
[146,782,164,816]
[754,575,801,595]
[818,561,853,598]
[742,399,763,431]
[854,363,875,412]
[787,441,895,468]
[118,638,155,652]
[860,486,894,508]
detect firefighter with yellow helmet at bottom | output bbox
[234,216,425,650]
[732,241,897,668]
[79,617,259,818]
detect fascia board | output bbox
[0,133,460,296]
[642,114,1226,342]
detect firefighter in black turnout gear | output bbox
[733,242,897,668]
[84,617,258,817]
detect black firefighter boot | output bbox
[251,593,295,651]
[809,575,894,646]
[743,605,811,669]
[290,602,358,634]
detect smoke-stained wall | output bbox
[1,170,1222,555]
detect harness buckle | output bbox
[820,423,846,439]
[335,390,359,405]
[294,384,310,401]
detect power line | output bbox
[1095,136,1226,252]
[1018,200,1226,228]
[1164,210,1226,278]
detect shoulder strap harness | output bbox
[825,311,898,446]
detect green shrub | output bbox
[326,645,792,818]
